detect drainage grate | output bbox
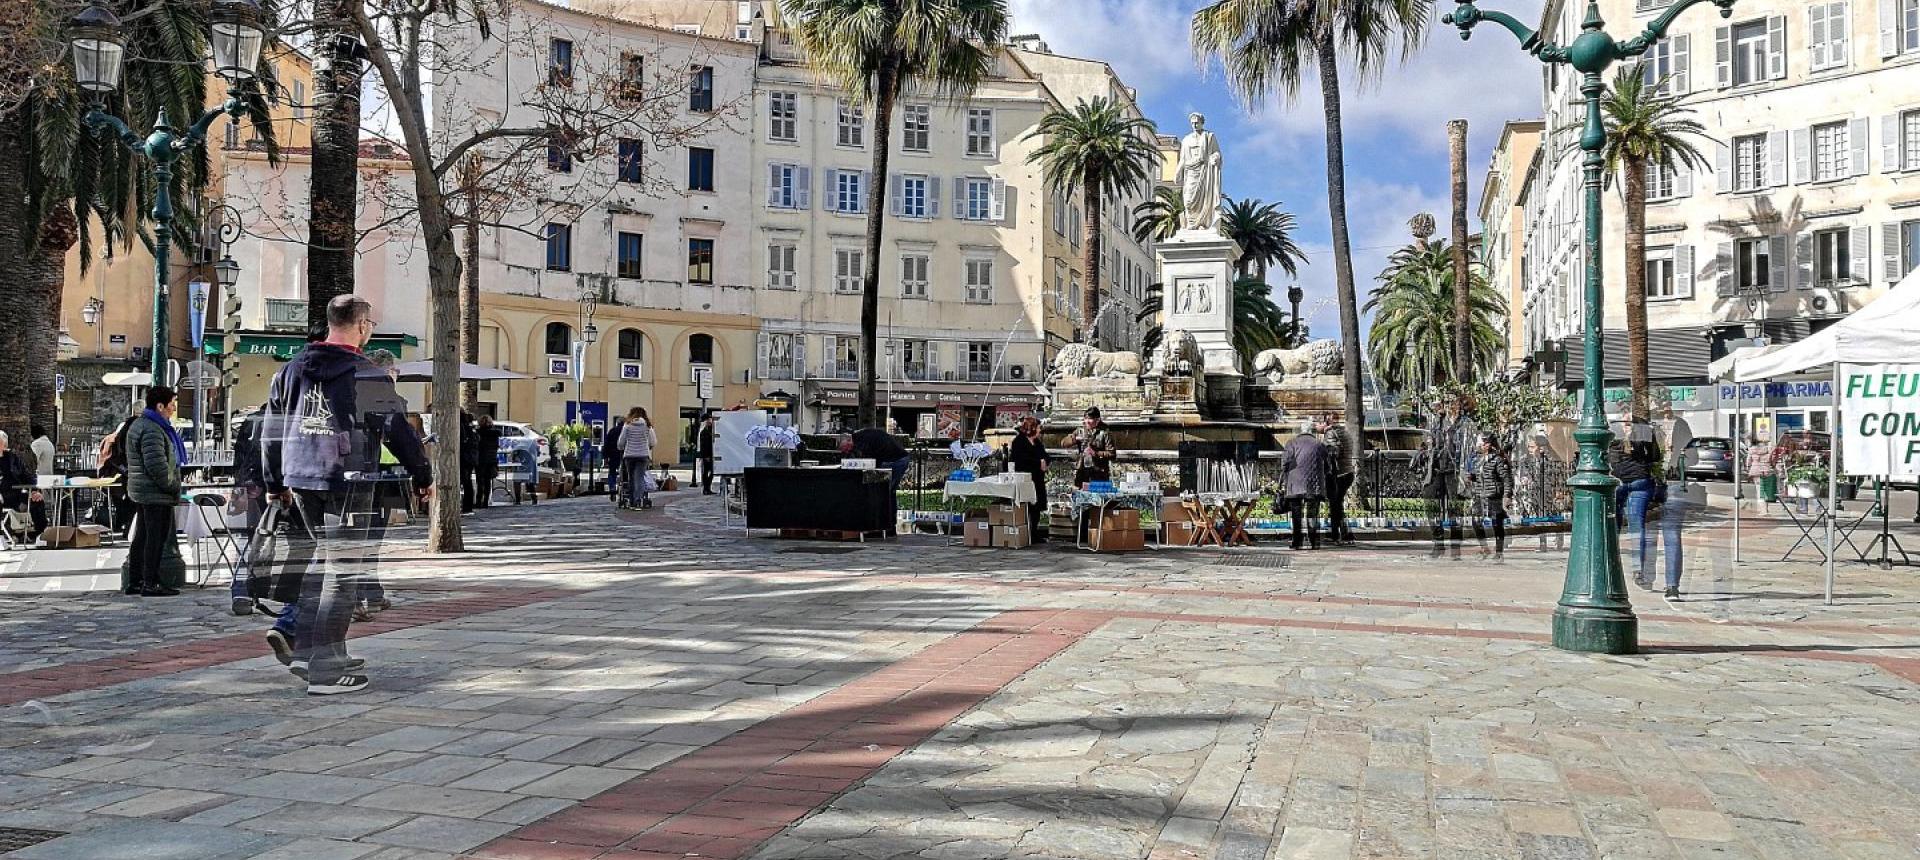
[1212,553,1292,569]
[776,546,863,555]
[0,828,66,852]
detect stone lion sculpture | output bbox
[1150,329,1201,377]
[1049,342,1144,384]
[1252,339,1343,386]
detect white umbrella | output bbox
[393,361,529,382]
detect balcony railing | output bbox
[764,364,794,381]
[265,298,305,332]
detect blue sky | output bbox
[1009,0,1548,337]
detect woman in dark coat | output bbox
[1466,432,1512,559]
[1008,416,1050,541]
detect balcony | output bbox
[265,298,306,332]
[764,364,794,381]
[902,363,931,381]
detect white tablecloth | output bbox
[943,477,1038,507]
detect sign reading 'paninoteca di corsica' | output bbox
[1840,364,1920,477]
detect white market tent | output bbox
[1708,268,1920,603]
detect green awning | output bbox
[205,333,419,360]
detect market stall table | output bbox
[1776,497,1870,563]
[743,467,895,539]
[1069,490,1161,551]
[1200,493,1259,547]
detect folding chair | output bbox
[0,508,33,550]
[186,493,242,588]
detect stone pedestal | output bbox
[1156,230,1243,379]
[1053,378,1156,422]
[1156,376,1201,416]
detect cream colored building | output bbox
[1479,120,1544,368]
[1519,0,1920,432]
[437,0,762,458]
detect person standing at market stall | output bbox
[1280,423,1331,551]
[123,387,186,596]
[1466,432,1511,559]
[1009,416,1050,541]
[1070,408,1115,488]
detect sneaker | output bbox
[367,598,392,612]
[265,629,295,666]
[1664,586,1680,599]
[231,598,254,616]
[306,675,370,696]
[352,605,375,622]
[290,658,363,681]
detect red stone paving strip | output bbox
[469,608,1112,860]
[0,586,579,707]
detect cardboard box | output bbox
[1161,499,1188,521]
[964,520,995,548]
[1161,520,1200,545]
[993,524,1032,548]
[1089,527,1145,552]
[1099,508,1141,531]
[36,525,101,549]
[988,504,1023,526]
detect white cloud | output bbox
[1008,0,1198,98]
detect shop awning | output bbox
[204,332,419,359]
[811,381,1045,407]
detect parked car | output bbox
[493,421,549,478]
[1681,436,1736,480]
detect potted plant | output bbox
[745,425,801,468]
[1783,458,1829,499]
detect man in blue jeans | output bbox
[844,427,911,490]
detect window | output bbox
[619,54,643,101]
[544,322,572,355]
[966,342,995,380]
[689,333,714,365]
[1901,0,1920,54]
[1729,19,1770,86]
[1645,247,1678,299]
[546,125,572,173]
[1898,220,1920,282]
[672,23,700,35]
[767,91,797,141]
[902,104,930,152]
[834,170,865,214]
[1812,121,1851,181]
[617,138,644,184]
[834,247,864,294]
[1900,110,1920,171]
[617,232,644,279]
[962,177,992,221]
[1814,228,1851,284]
[736,25,751,40]
[766,332,794,378]
[292,80,305,121]
[1642,35,1690,95]
[689,66,713,112]
[1051,190,1067,235]
[900,338,929,380]
[545,223,571,271]
[688,238,714,284]
[837,99,864,147]
[901,253,929,298]
[618,329,644,362]
[964,258,993,303]
[767,163,805,209]
[688,147,715,192]
[1736,237,1771,290]
[1733,133,1767,192]
[767,241,796,289]
[965,108,994,157]
[898,174,928,218]
[549,38,573,87]
[829,336,858,378]
[1808,2,1848,71]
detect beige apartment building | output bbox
[1481,120,1544,369]
[1516,0,1920,432]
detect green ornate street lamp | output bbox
[67,0,266,382]
[1443,0,1738,654]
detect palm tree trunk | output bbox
[1082,181,1101,344]
[1317,31,1364,470]
[29,206,76,437]
[460,157,481,413]
[307,0,361,329]
[1448,119,1471,384]
[0,131,30,443]
[1623,156,1650,422]
[857,63,898,430]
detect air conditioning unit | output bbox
[1810,286,1847,315]
[1008,365,1028,381]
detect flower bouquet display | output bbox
[949,440,991,482]
[746,424,802,468]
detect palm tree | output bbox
[1025,96,1160,343]
[1600,63,1710,422]
[1139,276,1291,360]
[1131,185,1183,244]
[781,0,1009,427]
[1193,0,1431,457]
[1218,196,1306,282]
[308,0,364,329]
[1447,119,1470,383]
[1365,239,1506,394]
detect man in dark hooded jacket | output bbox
[260,295,430,695]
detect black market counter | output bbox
[742,467,896,537]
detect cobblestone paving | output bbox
[0,490,1915,860]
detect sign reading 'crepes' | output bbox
[1840,363,1920,478]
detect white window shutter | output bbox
[1834,1,1852,67]
[1791,127,1811,184]
[1716,241,1735,296]
[989,177,1007,223]
[1850,225,1873,283]
[1810,5,1829,69]
[755,331,769,379]
[1674,164,1694,198]
[1882,0,1902,58]
[1850,117,1871,177]
[1766,130,1789,187]
[1676,245,1695,299]
[1716,141,1733,192]
[1768,235,1789,292]
[1884,115,1904,172]
[823,169,838,212]
[1794,231,1815,288]
[888,172,902,216]
[1672,35,1692,93]
[1886,222,1906,282]
[860,171,872,213]
[767,163,783,208]
[929,176,942,218]
[1767,16,1787,79]
[795,166,811,209]
[792,334,807,379]
[1715,25,1733,88]
[953,177,968,219]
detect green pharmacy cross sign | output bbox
[1442,0,1741,654]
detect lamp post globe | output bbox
[214,255,241,289]
[208,0,268,83]
[66,2,127,93]
[583,322,600,346]
[81,297,104,327]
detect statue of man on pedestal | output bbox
[1177,112,1222,232]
